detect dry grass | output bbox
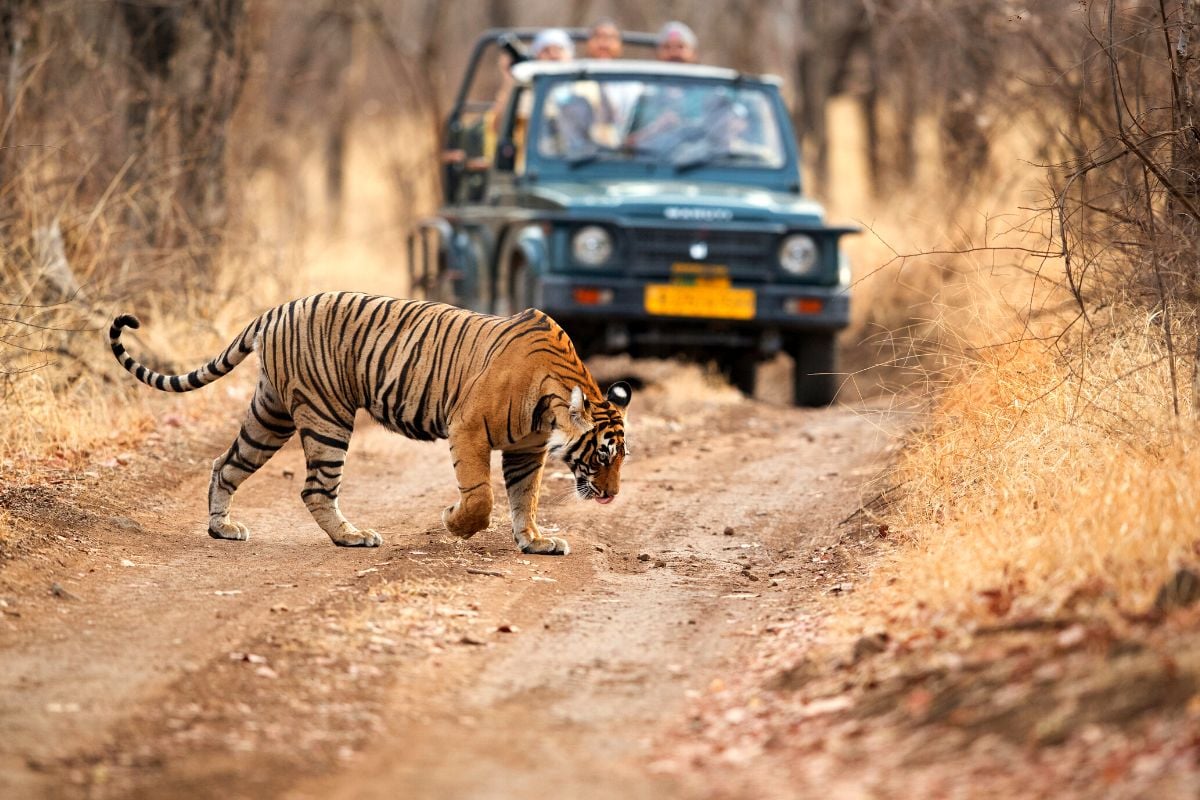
[1,114,437,501]
[818,95,1198,629]
[824,96,1058,403]
[867,311,1197,625]
[0,278,264,490]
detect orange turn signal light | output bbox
[573,287,614,306]
[785,297,823,315]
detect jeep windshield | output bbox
[533,75,788,174]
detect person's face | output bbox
[537,44,570,61]
[586,24,622,59]
[657,36,696,63]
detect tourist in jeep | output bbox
[656,21,698,63]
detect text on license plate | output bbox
[644,284,756,320]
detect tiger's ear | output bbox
[569,385,593,428]
[606,381,632,409]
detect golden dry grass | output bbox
[0,282,259,488]
[819,98,1198,628]
[1,115,437,495]
[822,96,1061,403]
[868,312,1196,625]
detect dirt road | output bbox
[0,363,899,799]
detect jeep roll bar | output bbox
[446,28,660,128]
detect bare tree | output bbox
[118,0,248,270]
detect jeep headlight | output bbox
[779,234,818,276]
[572,226,613,267]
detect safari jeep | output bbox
[408,29,856,406]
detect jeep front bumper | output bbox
[537,275,850,355]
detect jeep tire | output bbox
[787,333,838,407]
[510,260,533,313]
[718,353,757,398]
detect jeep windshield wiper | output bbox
[566,144,621,168]
[676,149,758,176]
[673,145,738,173]
[672,155,717,173]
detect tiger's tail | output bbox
[109,313,263,393]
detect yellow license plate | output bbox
[644,284,756,320]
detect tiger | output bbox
[108,292,631,556]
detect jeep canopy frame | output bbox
[441,28,661,204]
[446,28,660,127]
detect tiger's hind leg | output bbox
[209,375,296,541]
[295,415,382,548]
[502,447,568,556]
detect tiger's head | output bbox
[551,381,632,504]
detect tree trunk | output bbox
[1173,0,1200,413]
[796,0,829,195]
[119,3,179,245]
[0,1,35,192]
[862,26,882,194]
[176,0,247,254]
[1173,0,1199,211]
[321,9,354,230]
[119,0,246,275]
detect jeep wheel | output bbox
[718,353,757,398]
[431,252,455,304]
[787,333,839,407]
[510,261,533,313]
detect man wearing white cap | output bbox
[656,21,698,63]
[531,28,573,61]
[490,28,573,141]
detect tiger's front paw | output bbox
[331,527,383,547]
[209,520,250,541]
[442,504,488,539]
[520,536,570,556]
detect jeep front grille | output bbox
[626,228,775,279]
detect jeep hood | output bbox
[521,180,827,225]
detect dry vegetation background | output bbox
[2,0,1200,697]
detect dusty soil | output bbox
[0,360,903,800]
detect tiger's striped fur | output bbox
[109,292,631,555]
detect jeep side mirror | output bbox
[496,139,517,172]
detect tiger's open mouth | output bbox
[576,479,614,504]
